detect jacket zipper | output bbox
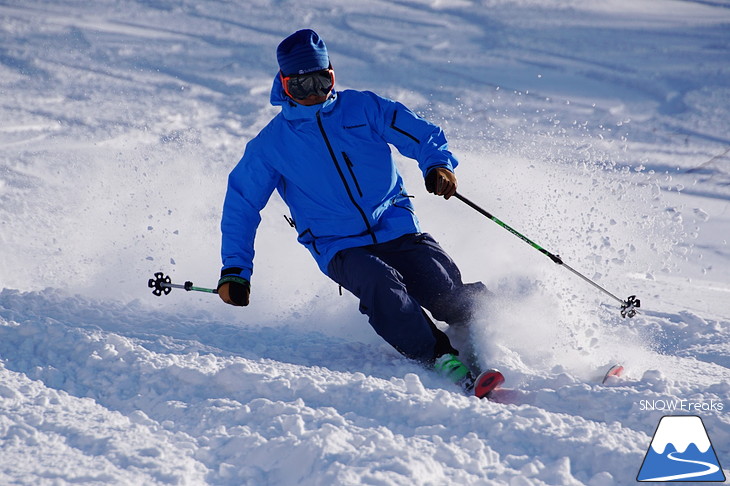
[316,111,377,244]
[342,152,363,198]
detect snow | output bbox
[1,0,729,484]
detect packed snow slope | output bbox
[1,0,729,484]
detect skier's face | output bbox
[293,93,330,106]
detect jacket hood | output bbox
[269,74,337,120]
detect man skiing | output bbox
[217,29,502,397]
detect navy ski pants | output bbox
[327,233,488,364]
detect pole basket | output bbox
[620,295,641,318]
[148,272,172,296]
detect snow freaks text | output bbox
[638,399,725,412]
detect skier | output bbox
[217,29,501,397]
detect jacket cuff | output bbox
[217,274,250,290]
[424,164,452,179]
[220,266,252,282]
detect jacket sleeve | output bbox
[367,92,459,177]
[220,138,280,281]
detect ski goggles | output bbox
[280,68,335,100]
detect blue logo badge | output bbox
[638,415,726,482]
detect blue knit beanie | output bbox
[277,29,330,76]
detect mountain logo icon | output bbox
[637,415,726,482]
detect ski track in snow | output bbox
[1,0,729,484]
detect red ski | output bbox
[602,364,624,384]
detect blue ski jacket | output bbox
[220,75,459,281]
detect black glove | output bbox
[425,167,458,199]
[217,271,250,306]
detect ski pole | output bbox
[453,192,640,318]
[148,272,218,297]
